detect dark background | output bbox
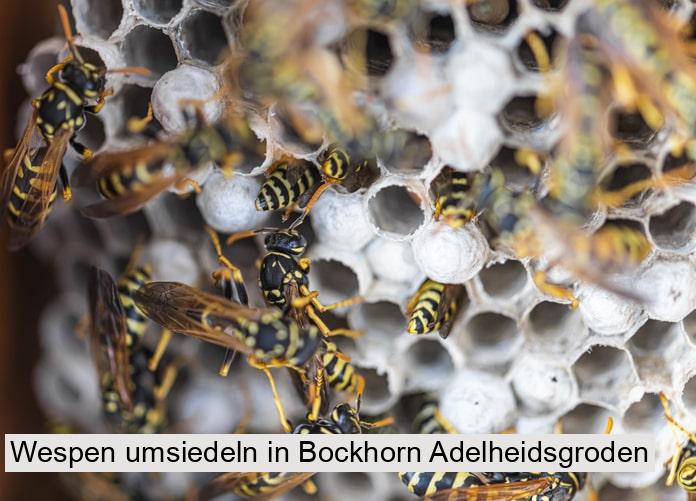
[1,0,70,498]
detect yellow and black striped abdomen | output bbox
[321,144,350,181]
[438,171,474,227]
[412,397,449,434]
[232,472,290,498]
[97,158,164,200]
[677,440,696,492]
[118,265,153,348]
[6,153,58,228]
[407,280,446,335]
[255,163,319,211]
[323,349,359,393]
[398,472,483,497]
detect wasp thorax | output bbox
[62,61,106,98]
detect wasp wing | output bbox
[71,141,175,186]
[0,109,38,220]
[7,128,70,250]
[88,267,133,412]
[422,476,553,501]
[200,472,315,501]
[133,281,265,353]
[80,173,185,218]
[436,284,464,339]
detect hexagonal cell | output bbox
[121,25,178,79]
[683,375,696,415]
[461,312,520,366]
[561,403,615,433]
[684,310,696,345]
[649,201,696,252]
[367,184,425,237]
[600,161,653,208]
[178,10,229,66]
[498,95,550,138]
[526,301,586,354]
[403,338,455,389]
[515,27,562,73]
[408,11,456,54]
[133,0,183,25]
[622,393,664,432]
[75,114,106,154]
[379,131,433,176]
[529,0,569,11]
[479,260,528,299]
[610,109,658,149]
[352,301,406,337]
[598,219,647,255]
[116,84,161,138]
[73,0,123,39]
[466,0,519,34]
[310,259,360,303]
[357,367,394,411]
[342,27,395,78]
[572,345,637,407]
[629,320,680,353]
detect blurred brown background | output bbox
[1,0,69,498]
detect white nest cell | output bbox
[560,403,616,434]
[636,256,696,322]
[430,108,503,171]
[121,25,178,80]
[412,222,488,283]
[177,9,229,66]
[151,65,223,133]
[400,337,457,391]
[627,320,685,385]
[510,352,576,415]
[310,190,375,252]
[196,172,269,233]
[621,392,666,433]
[577,283,645,336]
[523,300,588,357]
[648,201,696,253]
[439,369,516,433]
[365,237,420,285]
[147,239,201,285]
[477,259,529,300]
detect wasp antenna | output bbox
[108,66,152,77]
[57,4,84,63]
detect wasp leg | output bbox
[220,152,243,178]
[362,416,396,430]
[289,181,332,229]
[59,163,72,202]
[127,103,153,134]
[532,270,578,309]
[174,178,202,194]
[44,59,69,86]
[514,148,542,175]
[84,88,114,115]
[154,361,179,402]
[218,350,238,377]
[248,361,293,433]
[434,194,443,221]
[70,136,93,160]
[148,329,173,372]
[524,31,551,73]
[296,284,364,312]
[301,480,318,495]
[307,367,325,422]
[225,227,280,246]
[433,408,459,434]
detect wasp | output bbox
[660,393,696,497]
[88,267,177,433]
[347,0,417,21]
[406,279,465,338]
[222,226,364,417]
[433,169,475,229]
[0,6,147,249]
[255,159,320,213]
[464,168,651,306]
[133,280,326,431]
[201,402,393,500]
[411,393,457,435]
[72,105,265,218]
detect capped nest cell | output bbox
[15,0,696,498]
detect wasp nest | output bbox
[18,0,696,499]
